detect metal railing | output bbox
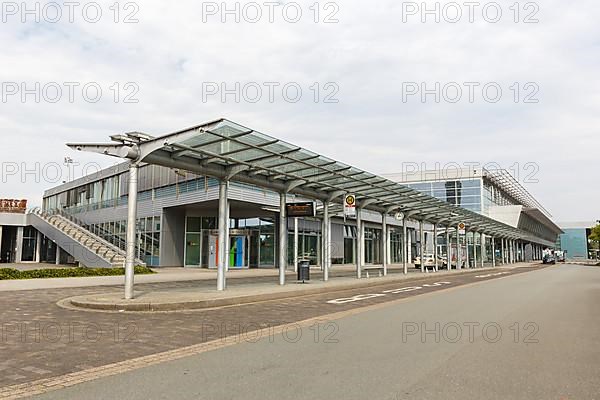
[29,207,145,265]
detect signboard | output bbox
[344,194,356,217]
[458,222,466,235]
[286,202,315,217]
[0,199,27,214]
[394,212,405,221]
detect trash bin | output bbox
[297,260,310,282]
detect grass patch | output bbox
[0,266,155,280]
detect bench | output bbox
[363,265,385,278]
[424,264,437,273]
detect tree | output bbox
[589,224,600,259]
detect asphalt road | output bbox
[29,264,600,400]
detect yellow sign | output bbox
[344,194,356,217]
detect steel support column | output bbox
[35,231,42,263]
[467,230,471,269]
[512,240,516,264]
[55,245,61,265]
[445,227,451,270]
[419,220,425,273]
[15,226,23,263]
[224,196,230,274]
[217,180,228,291]
[381,213,388,276]
[480,232,485,268]
[124,163,138,300]
[501,238,505,265]
[491,236,496,267]
[456,224,461,270]
[511,240,515,264]
[474,232,479,268]
[322,201,329,282]
[433,223,439,272]
[278,192,287,285]
[356,209,363,278]
[293,218,299,273]
[402,217,408,275]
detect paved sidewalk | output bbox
[0,263,531,292]
[0,263,75,271]
[0,266,285,292]
[65,263,537,311]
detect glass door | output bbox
[185,233,201,267]
[185,216,202,267]
[229,235,249,268]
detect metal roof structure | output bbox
[67,118,543,241]
[522,207,563,235]
[483,169,551,217]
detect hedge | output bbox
[0,266,155,280]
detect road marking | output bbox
[474,272,510,278]
[327,282,452,304]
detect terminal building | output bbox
[383,168,563,263]
[10,119,563,293]
[556,221,599,260]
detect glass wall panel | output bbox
[390,228,403,264]
[21,227,37,262]
[364,228,381,264]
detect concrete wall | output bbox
[330,222,344,262]
[488,205,522,228]
[160,207,186,267]
[0,213,28,226]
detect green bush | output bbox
[0,266,154,280]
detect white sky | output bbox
[0,0,598,222]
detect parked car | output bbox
[542,254,556,264]
[415,254,447,268]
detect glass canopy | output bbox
[68,118,543,241]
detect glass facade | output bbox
[88,216,161,266]
[44,174,123,212]
[389,227,404,264]
[407,179,482,213]
[184,216,281,268]
[482,180,520,213]
[42,165,271,215]
[285,219,324,267]
[343,225,357,264]
[20,226,37,262]
[364,227,382,264]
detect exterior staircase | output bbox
[28,208,145,268]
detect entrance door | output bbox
[229,236,247,268]
[0,226,17,263]
[185,233,201,267]
[208,234,218,268]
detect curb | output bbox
[65,264,538,312]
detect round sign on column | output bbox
[344,194,356,217]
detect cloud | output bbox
[0,0,598,222]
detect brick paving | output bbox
[0,265,542,391]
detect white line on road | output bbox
[326,282,452,305]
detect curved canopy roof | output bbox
[67,118,550,242]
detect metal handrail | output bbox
[29,208,140,263]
